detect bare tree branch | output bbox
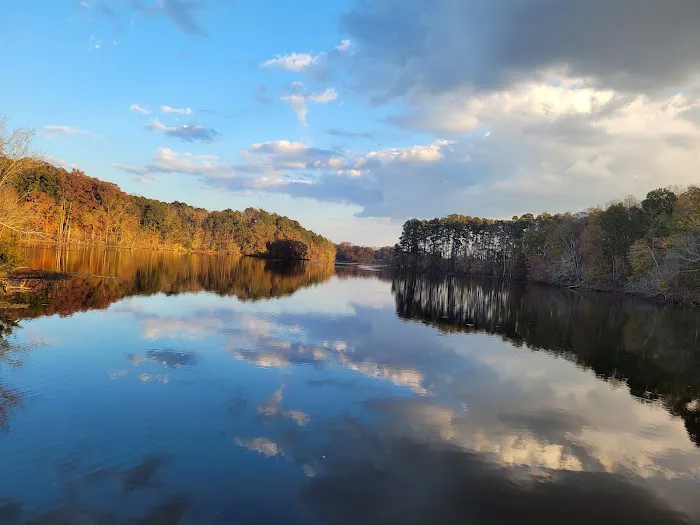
[0,116,35,189]
[0,116,36,241]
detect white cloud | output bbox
[307,88,338,103]
[147,147,228,175]
[161,105,193,115]
[130,104,151,115]
[389,72,616,134]
[115,147,234,184]
[261,39,352,72]
[336,39,351,52]
[43,125,89,137]
[327,157,345,169]
[281,85,338,125]
[280,94,309,125]
[262,52,318,72]
[338,168,363,177]
[359,139,453,166]
[248,140,310,156]
[240,140,342,178]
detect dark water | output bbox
[1,247,700,524]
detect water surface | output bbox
[1,247,700,524]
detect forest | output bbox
[0,159,335,262]
[394,187,700,304]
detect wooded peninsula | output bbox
[1,165,335,265]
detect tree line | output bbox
[2,158,336,262]
[393,187,700,304]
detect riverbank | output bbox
[17,241,335,262]
[390,267,700,308]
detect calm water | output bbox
[1,247,700,524]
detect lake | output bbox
[1,247,700,524]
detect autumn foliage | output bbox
[10,160,336,262]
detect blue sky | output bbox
[3,0,700,245]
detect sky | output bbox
[2,0,700,246]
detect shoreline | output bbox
[389,267,699,308]
[17,242,335,263]
[5,244,697,308]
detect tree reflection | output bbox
[393,274,700,445]
[4,248,334,321]
[0,314,22,430]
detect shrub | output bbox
[266,240,309,260]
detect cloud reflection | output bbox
[257,385,311,427]
[233,436,283,458]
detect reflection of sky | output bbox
[1,273,700,523]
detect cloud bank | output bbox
[340,0,700,99]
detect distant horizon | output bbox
[4,0,700,245]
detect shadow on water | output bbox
[392,273,700,446]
